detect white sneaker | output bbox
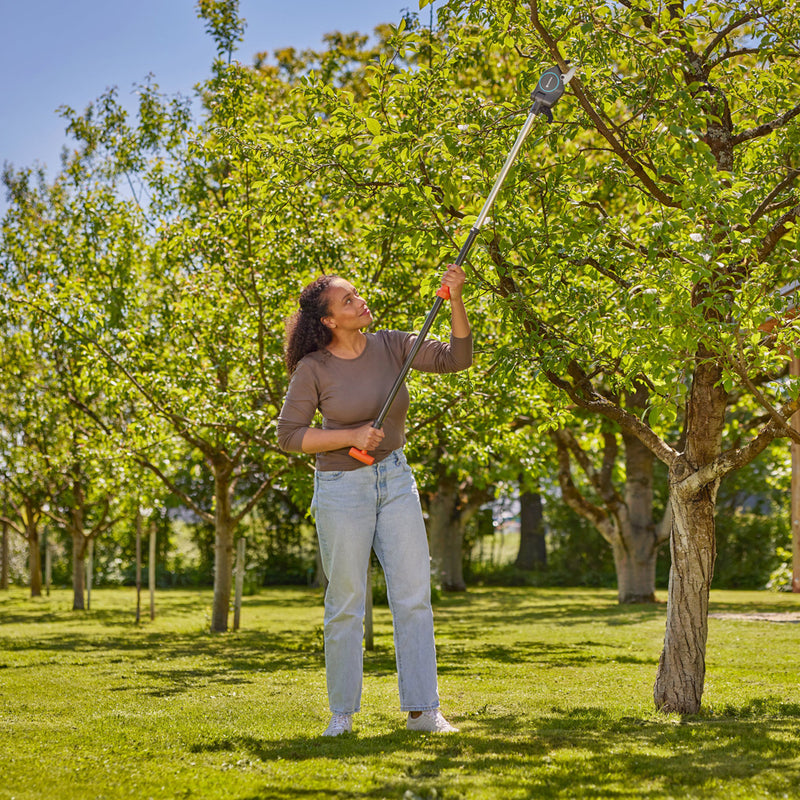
[406,709,459,733]
[322,712,353,736]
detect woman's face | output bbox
[322,279,373,332]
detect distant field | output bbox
[1,585,799,799]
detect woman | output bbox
[277,264,472,736]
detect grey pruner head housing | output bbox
[531,65,576,122]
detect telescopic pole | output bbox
[350,65,576,465]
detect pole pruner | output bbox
[350,64,577,465]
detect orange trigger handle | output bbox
[349,447,375,466]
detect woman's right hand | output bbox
[352,424,385,451]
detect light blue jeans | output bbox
[311,448,440,714]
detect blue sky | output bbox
[0,0,439,211]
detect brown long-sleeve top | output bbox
[277,329,473,471]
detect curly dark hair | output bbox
[284,275,339,374]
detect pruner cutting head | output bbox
[531,65,577,122]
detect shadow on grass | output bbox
[0,588,659,701]
[434,639,659,674]
[0,589,217,627]
[0,627,327,697]
[708,598,800,615]
[189,702,800,799]
[434,589,666,633]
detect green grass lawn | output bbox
[1,585,799,799]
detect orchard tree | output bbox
[1,171,70,597]
[510,364,671,600]
[46,77,304,632]
[0,325,48,596]
[282,1,799,715]
[475,0,798,713]
[1,166,140,608]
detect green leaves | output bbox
[196,0,246,62]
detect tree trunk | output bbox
[149,522,156,621]
[86,538,94,610]
[653,477,718,714]
[72,530,86,610]
[26,510,42,598]
[233,536,245,632]
[211,464,235,633]
[652,354,727,713]
[45,535,52,595]
[553,424,665,603]
[617,427,659,603]
[1,520,9,590]
[314,546,328,590]
[135,509,142,624]
[611,539,657,604]
[427,485,466,591]
[70,489,86,610]
[515,488,546,570]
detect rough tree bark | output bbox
[26,506,42,598]
[427,480,466,591]
[515,487,546,570]
[654,357,727,712]
[211,459,236,632]
[1,520,8,590]
[654,470,718,713]
[70,491,87,610]
[518,0,800,713]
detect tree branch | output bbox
[749,168,799,226]
[702,13,757,60]
[728,331,800,445]
[528,1,679,207]
[407,394,466,438]
[562,256,632,289]
[0,513,24,536]
[231,465,290,525]
[545,365,679,466]
[732,104,800,146]
[18,296,218,459]
[708,47,762,68]
[554,426,622,510]
[550,430,615,539]
[755,203,800,264]
[654,499,672,545]
[135,457,214,524]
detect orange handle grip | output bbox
[349,447,375,466]
[436,284,451,300]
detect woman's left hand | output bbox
[440,263,466,301]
